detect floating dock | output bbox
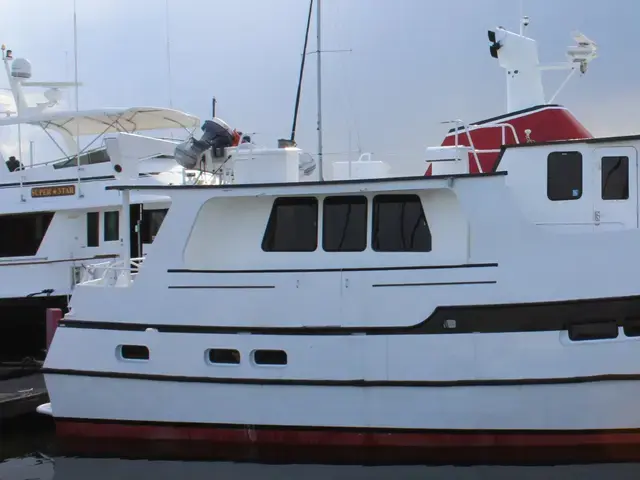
[0,366,47,421]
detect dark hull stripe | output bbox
[52,416,640,436]
[167,262,499,274]
[445,103,563,133]
[168,285,275,290]
[167,281,495,290]
[40,368,640,387]
[106,171,509,192]
[372,280,496,288]
[0,172,160,189]
[58,293,640,335]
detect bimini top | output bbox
[0,106,200,136]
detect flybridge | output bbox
[0,45,202,201]
[425,17,599,177]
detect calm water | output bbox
[4,415,640,479]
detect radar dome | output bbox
[11,58,32,79]
[44,88,63,104]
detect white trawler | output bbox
[38,14,640,462]
[0,45,317,360]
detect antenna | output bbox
[73,0,82,197]
[73,0,79,113]
[165,0,173,110]
[290,0,314,145]
[316,0,323,181]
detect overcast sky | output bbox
[1,0,638,175]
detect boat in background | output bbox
[0,45,204,361]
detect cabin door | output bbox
[130,203,142,259]
[592,147,638,231]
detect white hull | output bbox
[43,327,640,431]
[44,374,640,431]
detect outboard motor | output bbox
[174,117,235,169]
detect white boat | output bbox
[0,45,205,360]
[39,13,639,462]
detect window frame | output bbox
[261,196,318,252]
[103,210,120,242]
[86,212,99,247]
[601,155,630,201]
[322,195,368,252]
[0,212,54,258]
[371,193,432,253]
[547,151,583,201]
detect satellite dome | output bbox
[11,58,32,79]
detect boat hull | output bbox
[41,371,640,463]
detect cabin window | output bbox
[118,344,149,360]
[87,212,99,247]
[323,196,367,252]
[371,194,432,252]
[262,197,318,252]
[208,348,241,365]
[547,151,583,201]
[623,318,640,338]
[0,212,54,258]
[104,211,119,242]
[253,349,288,366]
[601,156,629,200]
[141,208,168,244]
[568,321,618,341]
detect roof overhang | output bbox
[0,106,201,137]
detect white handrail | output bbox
[443,120,522,173]
[77,256,146,286]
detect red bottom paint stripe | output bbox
[55,421,640,449]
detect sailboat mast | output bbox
[73,0,82,197]
[289,0,314,144]
[316,0,324,181]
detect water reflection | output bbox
[3,456,640,480]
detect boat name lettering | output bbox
[31,185,76,198]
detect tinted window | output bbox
[547,151,582,201]
[568,321,618,342]
[624,318,640,338]
[87,212,99,247]
[253,349,287,365]
[0,212,54,257]
[141,208,168,244]
[601,156,629,200]
[323,196,367,252]
[372,194,431,252]
[262,197,318,252]
[104,211,119,242]
[208,348,240,365]
[119,345,149,360]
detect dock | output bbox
[0,366,48,421]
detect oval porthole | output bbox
[117,344,149,360]
[207,348,240,365]
[252,349,287,366]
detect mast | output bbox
[316,0,324,181]
[165,0,173,109]
[289,0,314,144]
[73,0,82,197]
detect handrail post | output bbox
[121,189,131,285]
